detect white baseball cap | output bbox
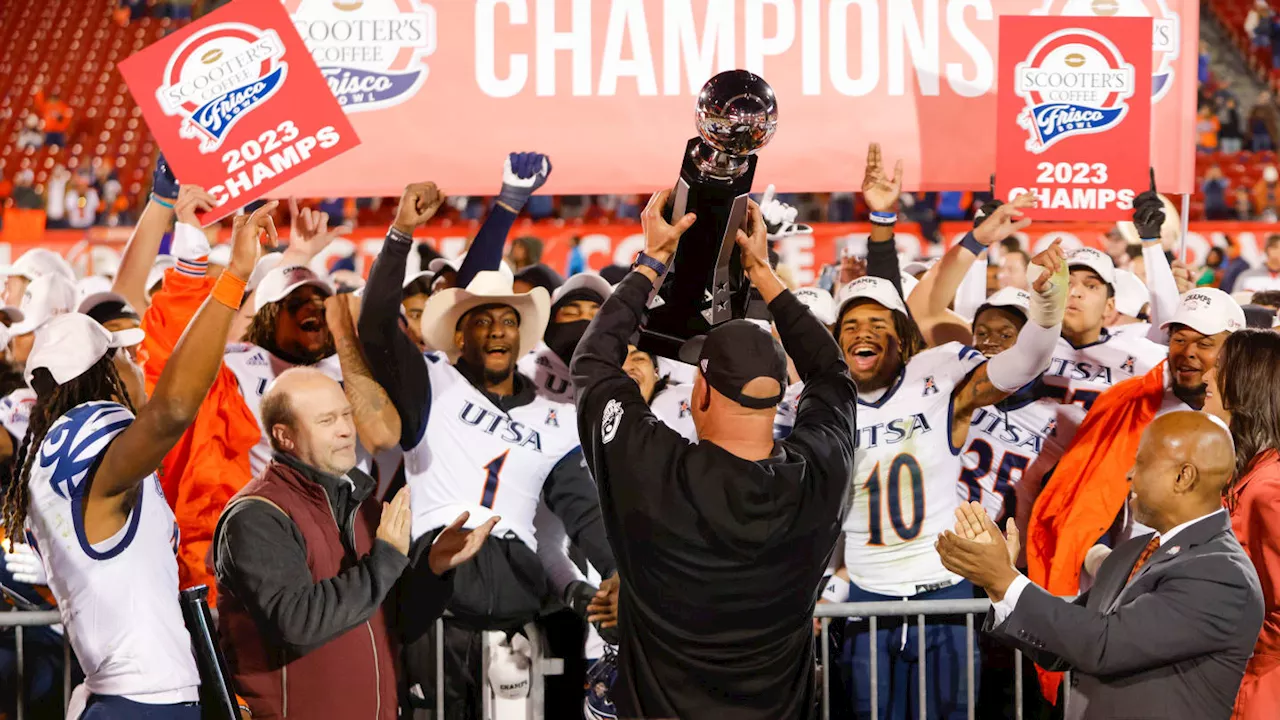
[24,313,142,386]
[902,259,936,277]
[253,265,333,314]
[1112,270,1151,318]
[551,272,612,307]
[75,275,114,304]
[0,248,75,284]
[793,287,836,326]
[836,276,909,318]
[10,274,77,336]
[1066,247,1116,286]
[974,287,1031,322]
[900,272,920,301]
[247,254,284,294]
[1160,288,1245,336]
[839,237,868,260]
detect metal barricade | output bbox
[813,598,1070,720]
[3,602,1071,720]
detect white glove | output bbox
[170,222,212,264]
[4,541,48,585]
[758,184,799,228]
[487,633,532,700]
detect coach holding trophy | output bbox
[572,182,856,718]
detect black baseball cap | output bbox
[678,320,787,410]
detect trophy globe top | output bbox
[694,70,778,157]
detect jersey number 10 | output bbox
[864,454,925,545]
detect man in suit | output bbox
[937,411,1264,720]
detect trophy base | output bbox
[637,137,756,361]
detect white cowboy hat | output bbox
[420,270,550,361]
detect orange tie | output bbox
[1126,535,1161,584]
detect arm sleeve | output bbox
[456,204,518,287]
[984,321,1061,393]
[954,258,990,322]
[542,448,616,579]
[770,289,857,445]
[358,229,432,450]
[215,501,408,655]
[571,272,685,517]
[993,565,1254,676]
[139,269,216,395]
[1142,242,1179,343]
[866,234,904,299]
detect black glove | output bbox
[1132,192,1165,240]
[152,153,179,201]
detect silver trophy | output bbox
[639,70,779,359]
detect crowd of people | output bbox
[0,140,1274,720]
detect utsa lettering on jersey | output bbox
[357,209,616,712]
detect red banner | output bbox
[119,0,360,223]
[18,221,1277,289]
[260,0,1198,198]
[996,16,1153,220]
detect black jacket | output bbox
[571,272,858,720]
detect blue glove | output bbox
[152,153,179,201]
[496,152,552,212]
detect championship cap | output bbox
[678,320,788,410]
[0,248,76,284]
[75,275,114,304]
[253,265,334,314]
[1112,270,1151,318]
[974,287,1031,323]
[836,276,909,317]
[1160,288,1245,336]
[10,274,77,336]
[247,254,283,294]
[1066,247,1116,286]
[793,287,836,326]
[25,313,142,387]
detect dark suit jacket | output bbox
[986,511,1264,720]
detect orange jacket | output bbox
[1229,451,1280,720]
[140,269,260,601]
[1025,361,1167,702]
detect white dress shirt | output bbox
[992,508,1227,625]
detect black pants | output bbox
[400,532,548,720]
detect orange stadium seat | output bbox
[0,0,185,198]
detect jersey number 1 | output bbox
[480,451,509,509]
[864,454,925,545]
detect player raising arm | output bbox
[0,203,271,716]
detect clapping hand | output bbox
[428,511,500,576]
[937,502,1021,598]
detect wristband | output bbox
[212,270,248,310]
[387,226,414,247]
[821,575,849,603]
[869,212,897,226]
[151,193,175,209]
[633,252,668,276]
[959,231,986,256]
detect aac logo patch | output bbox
[601,399,623,445]
[157,22,289,153]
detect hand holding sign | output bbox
[1132,169,1166,241]
[228,201,276,279]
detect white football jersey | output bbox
[518,343,574,403]
[957,391,1058,526]
[772,382,805,439]
[0,387,36,444]
[222,344,343,475]
[26,402,199,702]
[649,383,697,443]
[1022,332,1167,506]
[843,343,987,596]
[404,356,582,549]
[1107,321,1152,341]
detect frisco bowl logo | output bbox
[1014,29,1135,153]
[157,23,288,153]
[1033,0,1181,102]
[288,0,436,113]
